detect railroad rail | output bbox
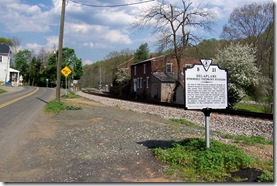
[82,89,273,120]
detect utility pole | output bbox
[56,0,66,101]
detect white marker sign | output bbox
[184,62,228,109]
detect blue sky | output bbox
[0,0,273,65]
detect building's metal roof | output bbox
[152,72,176,83]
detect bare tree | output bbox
[221,2,273,45]
[10,36,20,53]
[133,0,216,80]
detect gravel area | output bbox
[77,91,273,140]
[1,91,272,182]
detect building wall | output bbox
[151,75,161,100]
[161,83,175,102]
[131,61,152,97]
[130,55,201,101]
[0,55,10,83]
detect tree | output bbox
[14,50,32,85]
[42,48,83,87]
[213,43,269,108]
[28,56,42,86]
[221,2,273,44]
[186,38,230,59]
[134,43,150,63]
[133,0,215,80]
[220,2,273,104]
[0,37,13,46]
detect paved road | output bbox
[0,86,56,167]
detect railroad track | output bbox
[82,89,273,120]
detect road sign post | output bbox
[184,59,228,148]
[61,66,72,96]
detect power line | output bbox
[69,0,155,8]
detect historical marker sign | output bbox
[184,61,228,110]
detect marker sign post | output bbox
[184,59,228,148]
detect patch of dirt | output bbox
[65,97,104,107]
[229,168,264,182]
[239,144,273,161]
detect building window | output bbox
[133,78,137,92]
[0,56,2,62]
[146,77,149,88]
[143,64,146,74]
[185,64,193,68]
[166,63,172,73]
[140,77,143,88]
[134,66,137,76]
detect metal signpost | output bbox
[61,66,72,96]
[184,59,228,148]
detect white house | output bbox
[0,43,20,86]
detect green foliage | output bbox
[134,43,150,63]
[79,49,133,89]
[235,103,271,113]
[0,37,13,46]
[61,93,81,99]
[153,138,260,182]
[14,50,32,84]
[257,171,274,182]
[0,89,6,93]
[170,118,204,129]
[13,47,83,87]
[45,100,81,115]
[186,39,229,59]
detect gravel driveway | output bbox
[1,97,203,182]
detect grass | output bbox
[61,93,81,99]
[170,118,204,130]
[171,118,273,146]
[0,89,6,94]
[165,118,274,182]
[235,103,269,113]
[153,138,273,182]
[235,96,273,114]
[221,134,273,145]
[45,92,82,114]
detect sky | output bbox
[0,0,273,65]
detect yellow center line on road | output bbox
[0,87,40,109]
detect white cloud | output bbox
[25,35,58,54]
[65,22,132,45]
[83,42,94,48]
[104,30,132,44]
[94,9,135,25]
[83,59,94,65]
[25,43,43,53]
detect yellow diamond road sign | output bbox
[61,66,72,77]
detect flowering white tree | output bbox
[213,43,268,108]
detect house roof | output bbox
[130,55,167,66]
[9,68,20,73]
[152,72,176,83]
[0,43,11,55]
